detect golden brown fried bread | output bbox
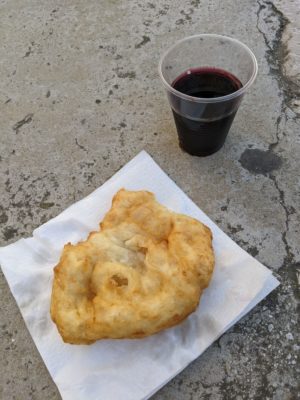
[50,189,214,344]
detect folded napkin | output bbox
[0,151,279,400]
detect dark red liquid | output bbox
[171,67,243,156]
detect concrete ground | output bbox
[0,0,299,399]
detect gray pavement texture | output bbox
[0,0,299,399]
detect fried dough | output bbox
[50,189,214,344]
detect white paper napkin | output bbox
[0,151,279,400]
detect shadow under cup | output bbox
[159,34,258,156]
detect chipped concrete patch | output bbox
[274,0,300,110]
[257,0,300,114]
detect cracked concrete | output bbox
[0,0,299,399]
[255,0,300,286]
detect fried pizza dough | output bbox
[50,189,214,344]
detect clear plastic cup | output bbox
[158,34,258,156]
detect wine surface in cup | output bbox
[171,67,243,156]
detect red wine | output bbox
[171,67,243,156]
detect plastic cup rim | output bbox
[158,33,258,104]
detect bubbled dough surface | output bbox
[50,189,214,344]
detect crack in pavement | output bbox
[12,113,34,134]
[270,173,294,264]
[75,138,88,153]
[257,0,299,115]
[256,0,299,283]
